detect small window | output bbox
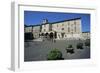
[44,25,46,27]
[62,28,64,30]
[57,25,58,27]
[44,29,46,31]
[74,21,76,24]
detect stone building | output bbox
[82,32,90,40]
[24,25,41,39]
[25,18,90,40]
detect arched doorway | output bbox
[45,32,49,38]
[49,32,54,39]
[41,33,44,36]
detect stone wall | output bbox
[24,18,89,40]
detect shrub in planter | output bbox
[85,39,90,47]
[66,45,74,54]
[68,45,73,48]
[24,32,33,41]
[77,43,83,49]
[47,49,63,60]
[66,48,74,54]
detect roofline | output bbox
[25,17,81,27]
[24,24,40,27]
[50,17,81,24]
[82,31,90,33]
[41,17,81,25]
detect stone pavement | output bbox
[24,39,90,61]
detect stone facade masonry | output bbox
[25,18,90,40]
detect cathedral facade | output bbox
[25,18,89,40]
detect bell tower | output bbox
[42,19,48,24]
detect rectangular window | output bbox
[74,24,76,32]
[68,27,70,32]
[68,22,70,26]
[44,25,46,27]
[44,29,46,31]
[74,21,76,24]
[57,25,58,27]
[62,24,64,26]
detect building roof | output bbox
[50,17,81,24]
[82,31,90,33]
[25,17,81,27]
[24,24,40,27]
[40,17,81,25]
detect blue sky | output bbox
[24,11,90,32]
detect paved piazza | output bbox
[24,39,90,62]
